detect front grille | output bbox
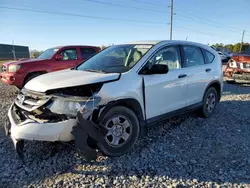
[1,65,6,73]
[15,90,51,112]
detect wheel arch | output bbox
[203,80,222,102]
[94,98,146,134]
[23,71,47,85]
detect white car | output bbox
[5,40,223,160]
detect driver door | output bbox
[53,48,80,71]
[142,45,188,121]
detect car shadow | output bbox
[223,82,250,95]
[1,100,250,187]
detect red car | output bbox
[224,55,250,83]
[0,45,100,88]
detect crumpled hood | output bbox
[24,69,120,92]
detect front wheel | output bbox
[24,73,43,86]
[199,87,218,118]
[98,106,140,157]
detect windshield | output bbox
[77,44,152,73]
[37,48,59,59]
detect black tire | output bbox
[98,106,140,157]
[24,73,42,86]
[199,87,218,118]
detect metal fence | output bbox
[0,44,30,60]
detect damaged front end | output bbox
[224,57,250,82]
[6,84,108,161]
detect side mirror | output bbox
[55,54,63,61]
[146,64,169,74]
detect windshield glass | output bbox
[77,44,153,73]
[37,48,59,59]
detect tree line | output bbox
[211,42,250,53]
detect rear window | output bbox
[80,48,97,59]
[203,50,215,64]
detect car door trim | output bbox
[146,101,202,126]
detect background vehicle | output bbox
[0,45,100,88]
[6,40,223,160]
[224,54,250,83]
[218,51,231,63]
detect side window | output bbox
[147,45,181,70]
[203,49,215,64]
[60,49,78,60]
[183,46,205,67]
[80,48,97,59]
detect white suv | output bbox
[5,40,223,160]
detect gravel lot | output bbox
[0,81,250,187]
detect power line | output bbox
[85,0,166,13]
[131,0,169,7]
[174,8,245,33]
[0,6,168,25]
[132,0,248,34]
[174,13,240,33]
[0,6,246,41]
[174,25,219,38]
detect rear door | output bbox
[181,45,214,106]
[53,48,79,71]
[143,45,188,120]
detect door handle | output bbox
[205,68,212,72]
[178,74,187,78]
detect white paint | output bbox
[8,104,76,142]
[8,40,223,143]
[24,69,120,92]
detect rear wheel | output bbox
[199,87,218,118]
[98,106,140,157]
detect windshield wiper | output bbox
[83,69,107,73]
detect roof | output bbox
[121,40,216,54]
[52,45,99,49]
[121,40,208,46]
[122,40,162,45]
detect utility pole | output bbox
[240,30,245,53]
[169,0,173,40]
[12,41,16,60]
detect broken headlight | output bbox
[229,60,238,68]
[47,96,101,116]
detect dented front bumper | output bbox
[7,103,76,142]
[7,102,108,161]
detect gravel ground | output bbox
[0,81,250,188]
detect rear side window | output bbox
[202,49,215,64]
[80,48,97,59]
[183,46,205,67]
